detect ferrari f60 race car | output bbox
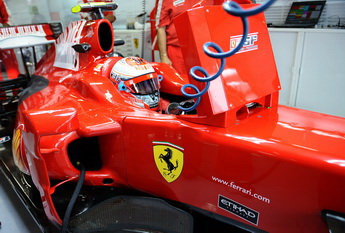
[1,1,345,233]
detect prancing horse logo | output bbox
[159,148,178,175]
[153,142,184,183]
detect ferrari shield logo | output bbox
[134,38,139,49]
[153,141,184,183]
[12,129,24,171]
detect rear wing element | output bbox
[0,23,62,49]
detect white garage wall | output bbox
[113,0,156,30]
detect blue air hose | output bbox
[178,0,276,112]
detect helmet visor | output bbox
[127,77,160,95]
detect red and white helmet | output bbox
[110,57,160,109]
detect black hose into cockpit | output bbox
[61,165,86,233]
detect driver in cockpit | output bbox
[110,56,163,111]
[110,56,193,115]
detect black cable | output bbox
[61,165,86,233]
[19,48,30,77]
[32,46,37,67]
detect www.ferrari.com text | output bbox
[211,176,271,204]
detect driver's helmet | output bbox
[110,57,160,109]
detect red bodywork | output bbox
[11,4,345,233]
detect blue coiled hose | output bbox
[178,0,276,112]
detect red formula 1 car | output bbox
[1,1,345,233]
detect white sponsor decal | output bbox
[54,21,86,71]
[219,195,260,225]
[230,32,259,54]
[212,176,271,204]
[173,0,184,6]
